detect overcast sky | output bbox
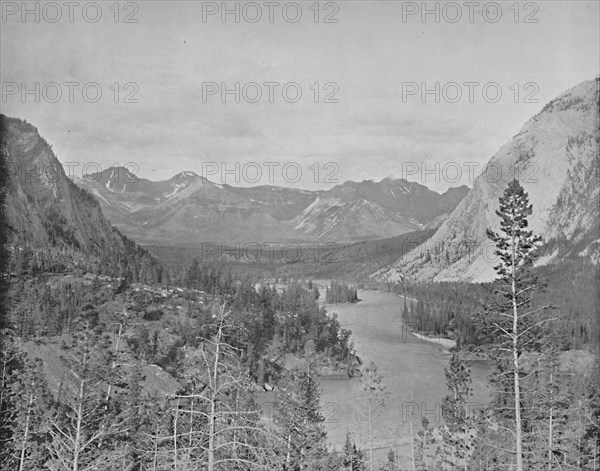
[1,0,598,191]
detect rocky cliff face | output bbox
[1,115,160,279]
[377,78,600,283]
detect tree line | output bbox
[386,257,598,351]
[325,281,359,304]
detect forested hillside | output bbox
[147,228,435,282]
[0,116,363,470]
[385,256,599,352]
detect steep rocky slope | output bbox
[293,179,467,240]
[1,115,161,280]
[377,78,600,283]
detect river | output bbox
[258,289,491,464]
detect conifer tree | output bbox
[46,316,126,471]
[439,351,475,470]
[485,179,553,471]
[0,344,50,470]
[0,344,19,467]
[342,431,366,471]
[12,355,53,471]
[115,357,148,470]
[274,359,328,470]
[578,364,600,470]
[378,449,397,471]
[525,339,571,471]
[402,297,409,322]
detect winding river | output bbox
[320,290,491,459]
[258,289,491,464]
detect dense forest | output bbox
[385,256,599,351]
[325,281,360,304]
[147,229,436,283]
[0,252,364,469]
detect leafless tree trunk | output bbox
[17,392,34,471]
[510,240,524,471]
[170,302,276,471]
[547,371,554,471]
[105,322,123,402]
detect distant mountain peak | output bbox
[79,166,143,194]
[442,184,470,194]
[171,170,199,180]
[83,166,136,183]
[381,174,402,181]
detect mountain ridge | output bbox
[75,167,469,245]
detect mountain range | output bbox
[3,78,598,285]
[377,78,600,283]
[74,168,469,246]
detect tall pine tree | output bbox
[485,179,553,471]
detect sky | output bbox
[1,0,599,192]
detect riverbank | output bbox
[409,331,456,350]
[357,289,495,363]
[408,332,492,361]
[281,352,361,380]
